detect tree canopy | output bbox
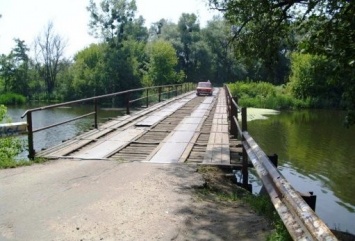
[208,0,355,125]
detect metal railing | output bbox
[21,83,194,159]
[224,84,337,241]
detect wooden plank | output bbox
[72,128,145,159]
[203,88,230,164]
[44,139,94,157]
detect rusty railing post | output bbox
[158,86,162,102]
[126,92,130,115]
[26,112,35,160]
[146,88,149,107]
[230,101,237,137]
[241,107,248,188]
[94,99,98,129]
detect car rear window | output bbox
[198,82,211,87]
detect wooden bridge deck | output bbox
[37,88,242,167]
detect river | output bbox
[3,105,355,235]
[247,108,355,235]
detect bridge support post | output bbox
[268,153,278,167]
[94,99,98,129]
[126,92,130,115]
[300,192,317,211]
[146,89,149,107]
[230,97,238,137]
[26,112,35,160]
[158,87,162,102]
[259,154,278,195]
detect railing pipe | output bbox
[243,132,337,240]
[33,112,96,133]
[21,83,185,159]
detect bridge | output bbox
[35,88,235,166]
[13,84,338,240]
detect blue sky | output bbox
[0,0,219,58]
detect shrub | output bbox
[228,81,309,110]
[0,93,26,105]
[0,104,27,168]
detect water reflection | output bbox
[248,109,355,234]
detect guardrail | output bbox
[21,83,193,159]
[0,122,27,138]
[224,84,338,241]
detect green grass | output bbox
[0,157,48,169]
[0,93,26,105]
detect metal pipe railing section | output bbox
[224,84,337,240]
[21,83,193,159]
[243,132,337,241]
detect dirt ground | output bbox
[1,160,353,241]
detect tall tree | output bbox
[0,54,14,92]
[0,39,31,96]
[202,17,243,85]
[87,0,138,46]
[10,39,30,95]
[71,44,107,98]
[34,22,67,96]
[87,0,146,94]
[144,39,183,86]
[208,0,355,125]
[177,13,201,82]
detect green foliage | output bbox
[0,104,6,120]
[228,81,308,109]
[71,43,107,98]
[288,53,343,108]
[208,0,354,124]
[87,0,138,45]
[208,0,293,84]
[0,92,26,105]
[0,105,27,169]
[0,39,30,96]
[144,40,182,86]
[201,17,245,85]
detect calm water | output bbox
[4,105,355,234]
[5,104,124,157]
[247,109,355,235]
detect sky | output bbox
[0,0,219,58]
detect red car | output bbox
[196,81,213,96]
